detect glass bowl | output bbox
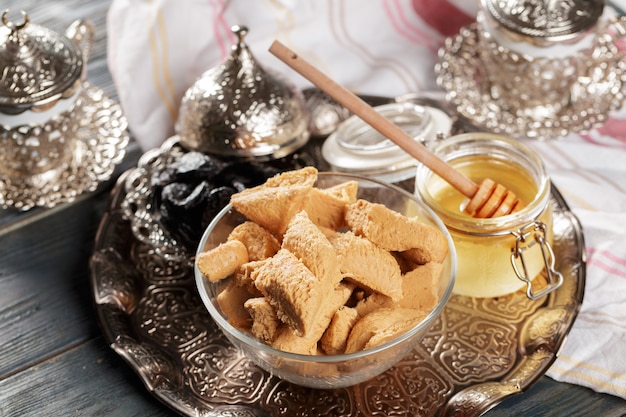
[194,172,456,389]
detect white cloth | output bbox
[526,123,626,399]
[107,0,626,400]
[106,0,476,150]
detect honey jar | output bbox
[415,133,562,299]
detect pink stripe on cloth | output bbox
[581,117,626,148]
[587,247,626,280]
[209,0,235,61]
[410,0,474,38]
[588,258,626,280]
[382,0,438,52]
[588,247,626,268]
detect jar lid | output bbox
[321,102,452,183]
[0,10,84,115]
[480,0,604,43]
[176,25,310,159]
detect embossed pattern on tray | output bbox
[0,84,129,210]
[90,143,585,417]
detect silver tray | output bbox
[90,136,585,416]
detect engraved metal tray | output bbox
[90,143,585,416]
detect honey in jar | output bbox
[415,133,562,299]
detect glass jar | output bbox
[322,102,452,184]
[415,133,563,299]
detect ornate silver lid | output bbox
[480,0,605,44]
[177,25,310,159]
[0,10,88,115]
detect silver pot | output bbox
[476,0,626,119]
[0,9,94,176]
[176,25,310,160]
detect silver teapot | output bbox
[476,0,626,120]
[0,9,94,177]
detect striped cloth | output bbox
[106,0,476,150]
[526,122,626,399]
[107,0,626,399]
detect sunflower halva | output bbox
[196,167,447,355]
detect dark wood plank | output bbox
[0,337,174,417]
[485,377,626,417]
[0,193,109,378]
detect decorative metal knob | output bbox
[2,9,30,34]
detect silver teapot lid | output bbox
[0,10,86,115]
[481,0,605,43]
[177,25,310,159]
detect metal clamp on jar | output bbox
[510,220,562,300]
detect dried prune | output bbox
[160,181,212,249]
[269,150,317,171]
[153,146,318,254]
[162,181,209,209]
[171,152,225,183]
[219,162,281,191]
[200,186,236,230]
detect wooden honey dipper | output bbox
[269,40,523,218]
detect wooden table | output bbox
[1,1,625,415]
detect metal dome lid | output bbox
[480,0,605,44]
[0,10,87,115]
[176,25,310,159]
